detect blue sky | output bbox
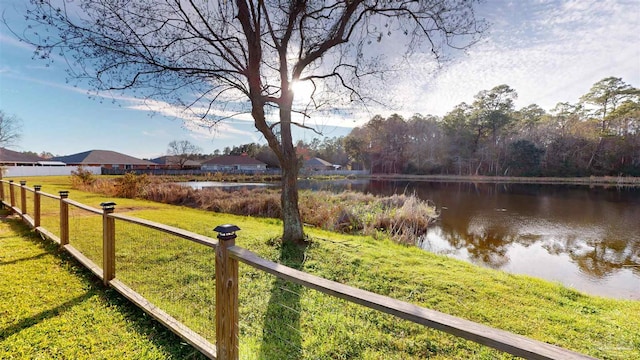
[1,0,638,159]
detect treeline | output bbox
[345,77,640,176]
[216,77,640,177]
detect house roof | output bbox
[201,155,266,166]
[0,147,44,163]
[37,161,66,166]
[52,150,156,165]
[150,155,201,167]
[304,157,333,167]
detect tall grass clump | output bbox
[70,166,96,187]
[299,191,438,244]
[114,172,151,198]
[71,172,151,199]
[71,174,438,243]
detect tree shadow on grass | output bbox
[258,240,308,360]
[2,215,208,359]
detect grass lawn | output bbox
[0,211,207,359]
[3,176,640,359]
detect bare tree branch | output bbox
[0,111,23,148]
[11,0,486,243]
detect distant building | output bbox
[0,148,90,177]
[0,147,45,166]
[52,150,159,170]
[149,155,201,169]
[201,155,266,172]
[303,157,340,171]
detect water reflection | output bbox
[297,179,640,299]
[176,181,276,190]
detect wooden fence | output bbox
[0,179,596,360]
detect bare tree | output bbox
[0,110,22,148]
[15,0,485,243]
[167,140,202,169]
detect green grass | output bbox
[0,212,207,359]
[4,175,640,359]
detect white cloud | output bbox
[4,0,638,151]
[123,97,260,141]
[0,33,35,52]
[375,0,640,117]
[141,128,170,138]
[182,120,260,143]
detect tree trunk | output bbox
[250,93,305,244]
[587,136,603,171]
[279,93,305,244]
[281,161,304,243]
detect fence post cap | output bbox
[19,180,26,185]
[59,190,69,197]
[100,202,117,211]
[34,185,42,190]
[214,224,240,233]
[214,224,240,240]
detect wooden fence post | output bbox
[101,202,117,286]
[19,180,27,215]
[214,224,240,360]
[0,178,4,205]
[59,191,69,246]
[33,185,41,227]
[9,180,15,208]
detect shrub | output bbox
[70,166,96,187]
[334,207,364,233]
[114,173,150,199]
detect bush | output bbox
[114,173,150,199]
[70,166,96,187]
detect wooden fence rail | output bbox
[0,179,596,360]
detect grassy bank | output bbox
[0,212,206,359]
[68,172,438,244]
[6,176,640,359]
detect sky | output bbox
[0,0,639,159]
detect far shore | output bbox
[13,172,638,187]
[360,173,640,186]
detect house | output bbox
[303,157,339,171]
[201,155,266,172]
[0,147,76,177]
[0,147,45,166]
[149,155,201,169]
[52,150,159,170]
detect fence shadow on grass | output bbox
[0,293,93,341]
[258,241,308,359]
[0,252,48,266]
[0,214,208,359]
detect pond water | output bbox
[296,179,640,300]
[176,181,276,190]
[179,179,640,300]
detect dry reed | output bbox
[72,174,438,243]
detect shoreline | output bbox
[361,174,640,186]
